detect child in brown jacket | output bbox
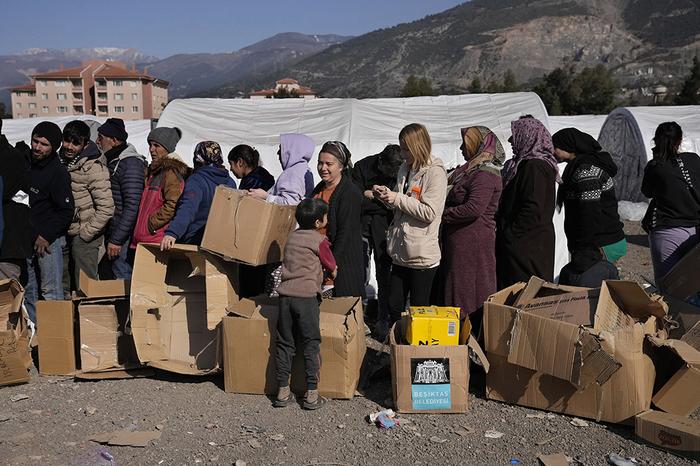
[274,198,337,410]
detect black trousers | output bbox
[275,295,322,390]
[559,259,619,288]
[388,264,438,324]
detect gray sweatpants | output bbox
[275,295,322,390]
[649,226,699,289]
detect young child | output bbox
[274,198,337,409]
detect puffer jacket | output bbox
[105,143,147,247]
[386,156,448,269]
[63,141,114,241]
[131,153,189,246]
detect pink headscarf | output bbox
[501,116,561,187]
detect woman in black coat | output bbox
[312,141,365,298]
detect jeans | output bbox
[111,239,134,280]
[25,236,65,323]
[388,265,438,324]
[275,295,322,390]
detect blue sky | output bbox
[1,0,465,57]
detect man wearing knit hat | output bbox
[97,118,147,279]
[25,121,75,323]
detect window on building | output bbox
[15,103,21,109]
[132,106,139,112]
[132,93,139,100]
[114,106,124,113]
[55,80,67,87]
[98,105,108,113]
[97,92,108,100]
[114,93,124,100]
[96,79,106,87]
[42,106,49,113]
[41,93,48,100]
[113,80,123,86]
[28,103,36,109]
[39,81,47,87]
[129,81,137,87]
[29,92,36,97]
[57,93,67,100]
[57,106,68,113]
[29,113,37,118]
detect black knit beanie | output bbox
[98,118,128,141]
[32,121,63,152]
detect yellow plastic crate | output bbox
[406,306,460,346]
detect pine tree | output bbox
[675,56,700,105]
[468,77,482,93]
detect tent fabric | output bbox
[1,116,153,159]
[598,105,700,202]
[549,115,607,140]
[157,92,568,277]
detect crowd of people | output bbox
[0,114,699,407]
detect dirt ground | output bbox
[0,221,695,466]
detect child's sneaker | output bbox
[302,389,327,410]
[273,386,295,408]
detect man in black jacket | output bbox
[96,118,146,279]
[0,120,33,282]
[25,122,74,323]
[351,144,402,335]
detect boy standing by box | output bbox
[274,198,337,409]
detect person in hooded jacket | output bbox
[60,120,114,293]
[0,119,32,282]
[25,121,75,323]
[228,144,275,191]
[249,133,314,205]
[553,128,626,287]
[161,141,237,249]
[131,127,189,250]
[96,118,147,280]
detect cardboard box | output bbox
[406,306,460,346]
[222,296,366,399]
[660,242,700,339]
[648,337,700,417]
[36,274,144,378]
[636,410,700,461]
[484,280,664,423]
[201,186,297,266]
[0,280,31,386]
[130,243,245,375]
[390,316,488,414]
[682,321,700,351]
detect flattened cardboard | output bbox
[36,300,77,375]
[78,269,129,299]
[222,296,366,398]
[201,186,297,266]
[648,337,700,416]
[390,316,488,414]
[484,280,658,423]
[0,280,31,386]
[130,244,244,375]
[635,410,700,461]
[661,242,700,302]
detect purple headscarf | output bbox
[501,116,561,187]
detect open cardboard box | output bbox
[201,186,297,266]
[222,296,366,399]
[484,278,666,423]
[660,243,700,339]
[636,410,700,461]
[0,279,31,386]
[390,315,488,414]
[36,271,147,379]
[130,243,247,375]
[647,337,700,417]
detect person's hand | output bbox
[363,190,374,200]
[331,267,338,279]
[374,185,396,204]
[34,235,50,257]
[161,235,176,251]
[247,188,268,200]
[107,242,122,260]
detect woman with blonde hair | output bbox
[375,123,448,326]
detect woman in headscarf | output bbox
[160,141,237,250]
[311,141,365,298]
[441,127,504,330]
[496,115,559,288]
[553,128,626,287]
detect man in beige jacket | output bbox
[60,120,114,294]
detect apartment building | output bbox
[11,60,168,120]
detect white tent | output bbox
[598,106,700,202]
[158,92,569,277]
[1,115,153,158]
[549,114,608,139]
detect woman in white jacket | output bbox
[375,123,448,325]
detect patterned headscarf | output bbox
[193,141,224,167]
[449,126,505,185]
[501,116,561,187]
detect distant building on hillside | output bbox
[11,60,169,120]
[249,78,317,99]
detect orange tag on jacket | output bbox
[411,185,422,200]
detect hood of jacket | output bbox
[192,164,235,185]
[280,133,314,170]
[150,152,189,177]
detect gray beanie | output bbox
[147,127,182,153]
